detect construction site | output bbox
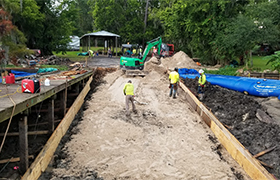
[0,51,279,180]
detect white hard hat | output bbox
[199,69,204,74]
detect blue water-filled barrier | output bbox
[179,68,280,100]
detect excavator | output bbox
[120,37,162,72]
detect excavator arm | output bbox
[119,37,162,71]
[141,37,162,63]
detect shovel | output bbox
[134,99,148,105]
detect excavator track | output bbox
[125,70,149,77]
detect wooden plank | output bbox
[0,131,49,136]
[21,75,93,180]
[179,81,275,180]
[253,146,277,158]
[0,71,93,123]
[0,155,34,164]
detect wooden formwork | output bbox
[21,75,93,180]
[179,81,275,180]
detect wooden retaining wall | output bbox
[179,81,275,180]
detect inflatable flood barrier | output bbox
[179,68,280,100]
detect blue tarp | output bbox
[0,70,37,83]
[179,68,280,100]
[37,68,58,73]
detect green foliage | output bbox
[5,0,78,55]
[1,27,30,58]
[72,0,94,37]
[89,0,163,45]
[204,66,239,76]
[157,0,249,65]
[212,14,256,65]
[264,51,280,71]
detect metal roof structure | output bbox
[80,30,120,56]
[80,30,120,39]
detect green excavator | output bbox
[120,37,162,71]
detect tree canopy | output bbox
[1,0,280,66]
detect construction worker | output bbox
[88,49,94,59]
[169,67,180,99]
[123,80,137,116]
[139,46,143,57]
[132,48,136,56]
[198,69,206,100]
[153,46,157,57]
[108,48,112,58]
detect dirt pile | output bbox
[144,57,167,74]
[161,51,200,70]
[183,77,280,179]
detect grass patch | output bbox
[250,55,272,71]
[53,51,87,62]
[205,66,239,76]
[53,47,108,62]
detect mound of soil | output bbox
[183,77,280,179]
[161,51,200,70]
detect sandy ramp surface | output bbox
[49,69,250,180]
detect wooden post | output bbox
[75,83,80,94]
[48,98,55,133]
[60,88,67,116]
[115,36,118,56]
[19,112,28,175]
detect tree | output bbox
[73,0,94,36]
[89,0,163,45]
[0,4,30,63]
[211,14,257,65]
[0,8,14,36]
[157,0,249,65]
[5,0,77,55]
[212,0,280,66]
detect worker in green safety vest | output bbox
[198,69,206,100]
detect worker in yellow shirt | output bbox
[132,48,136,56]
[198,69,206,100]
[123,80,137,116]
[169,67,180,99]
[88,49,94,59]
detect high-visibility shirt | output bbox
[123,83,134,95]
[198,73,206,85]
[132,49,136,54]
[88,50,93,56]
[169,71,179,84]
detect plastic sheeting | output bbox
[37,68,58,73]
[0,70,37,83]
[179,68,280,100]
